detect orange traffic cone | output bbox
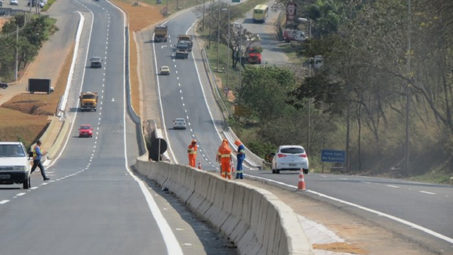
[198,162,202,170]
[298,170,306,190]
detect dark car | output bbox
[0,82,8,89]
[90,57,102,68]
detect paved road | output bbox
[152,2,453,252]
[0,0,236,254]
[237,1,289,65]
[154,9,226,170]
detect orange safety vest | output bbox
[217,141,232,161]
[188,144,198,155]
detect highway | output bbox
[154,9,225,170]
[153,2,453,251]
[0,0,235,254]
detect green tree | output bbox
[236,66,296,122]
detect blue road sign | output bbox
[321,149,346,163]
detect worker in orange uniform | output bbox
[216,139,232,179]
[187,139,198,167]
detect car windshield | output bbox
[80,126,91,130]
[0,144,26,157]
[280,147,304,154]
[82,94,96,99]
[91,58,101,62]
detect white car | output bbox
[173,118,186,130]
[0,142,31,189]
[160,65,170,75]
[10,0,18,5]
[271,145,309,174]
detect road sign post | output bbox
[321,149,346,173]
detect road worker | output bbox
[216,139,232,179]
[187,139,198,167]
[235,140,245,179]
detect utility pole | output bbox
[15,24,19,81]
[226,7,230,87]
[202,0,205,31]
[404,0,412,175]
[216,2,220,72]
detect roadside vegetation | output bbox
[202,0,453,182]
[0,14,57,82]
[0,14,59,148]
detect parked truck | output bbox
[79,91,98,112]
[244,41,262,64]
[28,78,53,94]
[154,25,168,42]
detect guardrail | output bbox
[125,26,147,156]
[134,160,314,255]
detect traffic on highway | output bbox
[1,0,452,254]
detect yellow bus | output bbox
[253,4,268,23]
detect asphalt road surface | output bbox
[0,0,236,254]
[153,2,453,253]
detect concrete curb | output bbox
[135,159,314,255]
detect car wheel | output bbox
[272,169,276,174]
[23,176,30,189]
[275,169,280,174]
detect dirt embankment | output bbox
[113,0,165,116]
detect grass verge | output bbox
[0,44,74,148]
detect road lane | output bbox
[0,0,181,253]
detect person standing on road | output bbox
[234,140,245,179]
[31,140,49,181]
[216,139,232,179]
[187,139,198,167]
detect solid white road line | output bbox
[109,0,183,253]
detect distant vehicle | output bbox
[283,28,306,42]
[79,124,93,137]
[154,25,168,42]
[10,0,18,5]
[27,0,43,7]
[0,82,7,89]
[175,43,189,59]
[28,78,54,94]
[0,142,31,189]
[177,34,192,51]
[173,118,186,130]
[90,57,102,68]
[253,4,268,23]
[271,145,309,174]
[313,55,324,69]
[79,91,98,111]
[160,65,170,75]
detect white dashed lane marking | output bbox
[420,190,436,195]
[0,200,9,205]
[387,185,399,188]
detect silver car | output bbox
[0,142,31,189]
[173,118,186,130]
[271,145,309,174]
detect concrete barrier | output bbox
[134,159,314,255]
